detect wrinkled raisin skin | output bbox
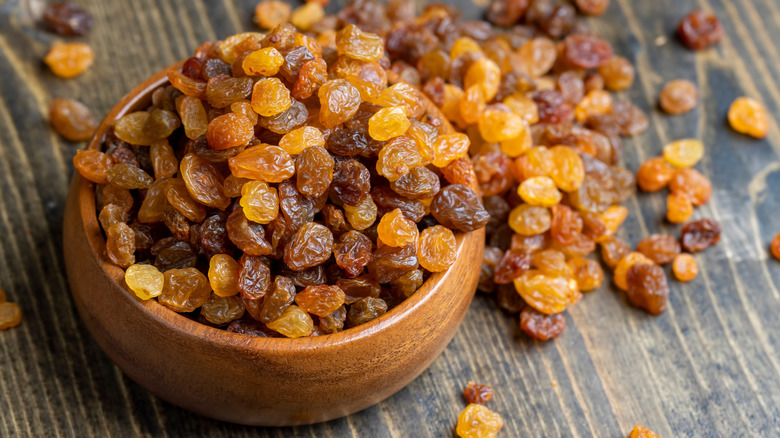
[681,218,721,252]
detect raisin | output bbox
[669,168,711,206]
[49,98,97,141]
[368,244,418,283]
[296,145,334,198]
[520,307,566,341]
[517,176,561,207]
[659,80,697,114]
[43,2,94,36]
[377,208,418,247]
[346,297,388,327]
[284,222,334,271]
[678,10,723,50]
[681,218,721,252]
[666,192,694,224]
[514,271,573,314]
[493,250,531,284]
[626,263,669,314]
[0,302,22,330]
[575,0,609,16]
[772,234,780,261]
[637,234,681,265]
[258,276,296,324]
[563,34,613,69]
[239,181,279,224]
[431,184,490,232]
[228,145,295,182]
[518,37,556,78]
[237,254,271,300]
[568,257,603,291]
[295,285,346,317]
[417,225,457,272]
[456,404,504,438]
[159,268,211,313]
[319,79,362,128]
[728,97,769,139]
[637,157,675,192]
[124,264,164,300]
[508,204,551,236]
[486,0,528,26]
[154,241,197,271]
[266,305,314,338]
[533,90,574,124]
[73,150,113,184]
[254,1,291,29]
[180,153,230,210]
[208,254,239,297]
[44,42,94,78]
[614,252,655,291]
[672,253,698,282]
[630,425,661,438]
[463,382,494,405]
[600,236,631,269]
[334,231,373,277]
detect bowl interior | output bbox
[80,62,480,352]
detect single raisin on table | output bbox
[456,404,504,438]
[672,253,698,282]
[772,234,780,261]
[728,97,769,139]
[43,2,94,36]
[44,42,94,78]
[463,382,494,405]
[49,98,97,141]
[681,218,721,252]
[0,301,22,330]
[630,424,661,438]
[659,79,698,115]
[678,10,723,50]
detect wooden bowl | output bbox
[62,62,485,426]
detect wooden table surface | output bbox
[1,0,780,436]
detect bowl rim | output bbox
[76,60,481,354]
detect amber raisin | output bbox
[49,98,97,141]
[431,184,490,232]
[636,157,675,192]
[626,263,669,314]
[659,80,697,115]
[678,10,723,50]
[463,382,494,405]
[680,218,721,252]
[520,307,566,341]
[637,234,681,265]
[44,2,94,36]
[456,404,504,438]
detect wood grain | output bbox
[1,0,779,436]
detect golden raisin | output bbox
[124,264,164,300]
[477,108,525,143]
[418,225,457,272]
[368,106,410,141]
[44,42,94,78]
[432,133,470,168]
[456,404,504,438]
[509,204,552,235]
[568,257,604,291]
[290,2,324,31]
[73,150,113,184]
[377,208,418,247]
[514,270,572,314]
[267,305,314,337]
[663,139,704,168]
[636,157,675,192]
[549,146,585,192]
[279,126,325,155]
[598,56,635,91]
[251,78,292,117]
[206,113,254,150]
[208,254,240,297]
[772,234,780,261]
[672,253,698,282]
[669,168,711,206]
[336,24,384,62]
[666,192,694,224]
[242,47,285,76]
[517,176,562,207]
[254,1,291,29]
[240,180,279,224]
[728,97,769,138]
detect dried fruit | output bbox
[336,24,384,61]
[728,97,769,138]
[678,10,723,50]
[201,294,245,325]
[520,307,566,341]
[208,254,239,297]
[252,78,292,117]
[377,208,419,247]
[463,382,494,405]
[0,302,22,330]
[418,225,457,272]
[630,424,660,438]
[295,285,346,317]
[672,253,698,282]
[73,150,113,184]
[663,139,704,168]
[563,34,613,69]
[772,234,780,261]
[44,42,94,78]
[44,2,94,36]
[626,263,670,314]
[637,157,675,192]
[431,184,490,232]
[666,192,694,224]
[254,1,291,29]
[124,264,165,300]
[613,252,654,291]
[637,234,681,265]
[456,404,504,438]
[368,106,410,141]
[267,305,314,338]
[159,268,211,313]
[49,98,97,141]
[517,176,562,207]
[669,168,711,206]
[681,218,721,252]
[659,80,697,114]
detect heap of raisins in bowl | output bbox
[73,24,490,338]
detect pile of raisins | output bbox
[74,23,490,338]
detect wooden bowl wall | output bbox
[62,62,485,426]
